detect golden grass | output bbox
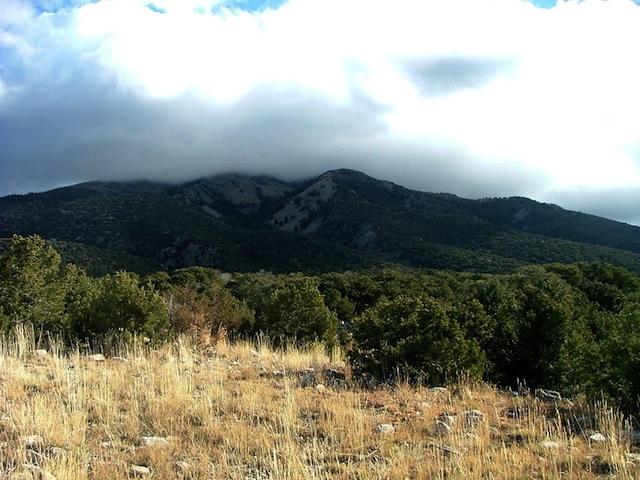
[0,326,638,479]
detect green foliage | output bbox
[72,271,169,340]
[257,276,338,349]
[350,294,486,385]
[0,235,71,335]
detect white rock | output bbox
[429,387,448,394]
[376,423,395,435]
[315,384,326,393]
[33,349,48,357]
[437,413,456,426]
[130,465,151,477]
[589,433,607,443]
[24,435,45,449]
[138,436,169,447]
[175,461,191,474]
[539,440,560,450]
[463,409,486,427]
[88,354,105,362]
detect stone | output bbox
[575,416,595,430]
[138,436,169,447]
[429,387,448,394]
[589,433,607,443]
[300,369,318,388]
[130,465,151,477]
[323,367,347,383]
[434,420,452,436]
[88,354,105,362]
[537,389,562,401]
[463,409,486,427]
[539,440,560,450]
[33,349,48,357]
[314,384,326,393]
[24,435,45,450]
[47,446,66,458]
[376,423,395,435]
[174,461,191,474]
[437,413,456,426]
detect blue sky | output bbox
[1,0,640,226]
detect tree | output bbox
[74,271,169,340]
[0,235,71,335]
[259,277,338,349]
[350,294,486,385]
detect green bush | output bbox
[350,294,485,385]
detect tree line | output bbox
[1,235,639,413]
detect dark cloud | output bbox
[399,55,516,97]
[0,73,390,195]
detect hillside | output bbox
[1,169,640,274]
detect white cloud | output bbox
[1,0,640,226]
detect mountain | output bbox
[1,169,640,275]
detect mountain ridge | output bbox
[2,168,639,275]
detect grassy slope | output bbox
[0,329,638,479]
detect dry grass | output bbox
[0,327,638,479]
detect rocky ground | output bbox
[0,332,638,479]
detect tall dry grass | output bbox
[0,326,637,479]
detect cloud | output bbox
[399,56,517,97]
[1,0,640,227]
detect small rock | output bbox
[174,461,191,474]
[100,441,111,449]
[138,436,169,447]
[434,420,452,436]
[33,349,48,357]
[111,356,128,363]
[537,389,562,401]
[300,369,318,388]
[130,465,151,477]
[376,423,395,435]
[88,354,105,362]
[24,435,45,450]
[315,384,326,393]
[539,440,560,450]
[437,413,456,426]
[323,367,347,383]
[589,433,607,443]
[429,387,448,394]
[463,409,486,427]
[47,446,66,458]
[575,416,595,430]
[453,385,472,400]
[272,370,284,377]
[626,452,640,463]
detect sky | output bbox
[1,0,640,226]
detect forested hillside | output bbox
[2,169,640,275]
